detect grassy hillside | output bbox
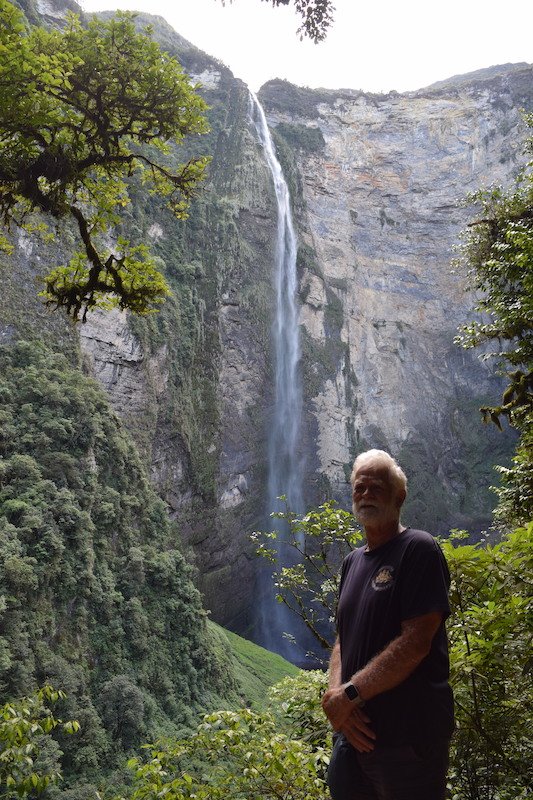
[212,623,299,708]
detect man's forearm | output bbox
[351,612,442,701]
[322,636,376,752]
[328,638,342,689]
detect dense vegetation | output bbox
[0,340,241,790]
[0,335,297,797]
[0,686,79,798]
[445,526,533,799]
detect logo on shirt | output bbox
[372,565,395,591]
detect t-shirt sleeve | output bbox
[398,537,451,622]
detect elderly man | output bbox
[322,449,454,800]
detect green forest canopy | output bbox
[0,340,240,784]
[0,1,209,320]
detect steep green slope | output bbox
[0,340,240,783]
[211,623,299,708]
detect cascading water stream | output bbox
[249,92,306,659]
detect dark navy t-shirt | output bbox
[337,528,454,744]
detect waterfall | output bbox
[249,92,306,659]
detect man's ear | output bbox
[396,489,406,509]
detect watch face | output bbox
[344,683,358,701]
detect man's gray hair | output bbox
[350,449,407,494]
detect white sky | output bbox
[80,0,532,94]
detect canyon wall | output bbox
[5,1,532,638]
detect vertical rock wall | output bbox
[259,64,532,534]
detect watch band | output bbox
[344,681,365,707]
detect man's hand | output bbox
[340,707,376,753]
[321,685,352,729]
[321,685,376,752]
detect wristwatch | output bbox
[344,681,365,707]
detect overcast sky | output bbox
[81,0,532,94]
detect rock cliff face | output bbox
[78,57,532,636]
[5,0,532,639]
[75,15,281,633]
[259,65,532,533]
